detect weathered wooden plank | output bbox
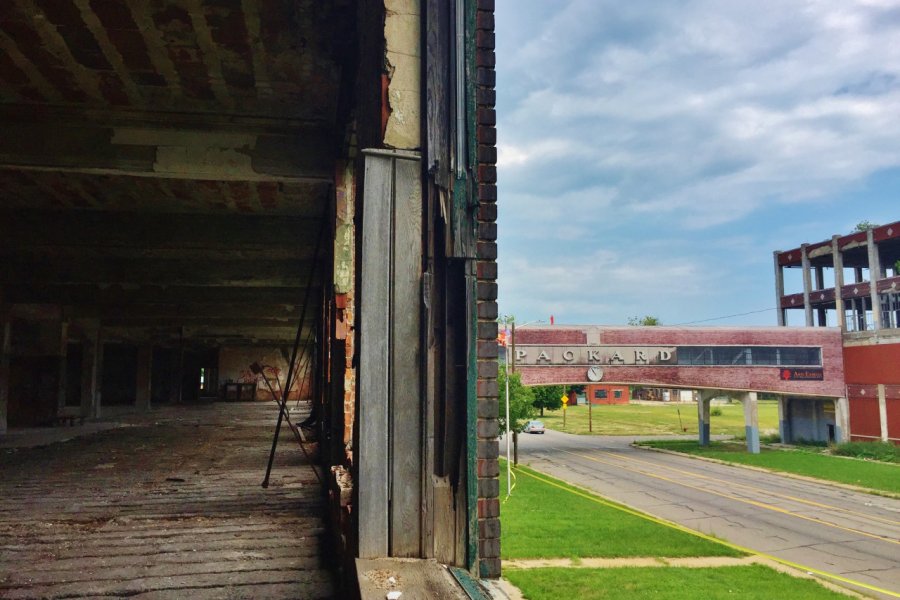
[3,556,323,586]
[433,477,457,565]
[357,151,393,558]
[128,582,334,600]
[425,0,452,191]
[390,156,424,557]
[0,569,333,599]
[0,403,330,599]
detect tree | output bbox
[854,221,879,232]
[532,384,565,416]
[497,368,535,465]
[849,223,898,273]
[628,315,662,326]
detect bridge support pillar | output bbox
[835,397,849,443]
[777,396,791,444]
[742,392,760,454]
[697,390,712,446]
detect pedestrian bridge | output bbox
[511,325,846,452]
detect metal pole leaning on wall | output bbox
[262,223,326,488]
[254,362,322,484]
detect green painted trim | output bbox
[466,270,478,572]
[464,0,480,574]
[465,0,478,183]
[450,566,491,600]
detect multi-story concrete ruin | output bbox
[775,221,900,443]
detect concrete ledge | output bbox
[356,558,480,600]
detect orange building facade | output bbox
[586,384,630,405]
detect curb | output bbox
[634,444,900,500]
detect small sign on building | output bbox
[779,368,824,381]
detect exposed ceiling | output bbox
[0,0,356,345]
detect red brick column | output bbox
[475,0,500,579]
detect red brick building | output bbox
[587,384,630,405]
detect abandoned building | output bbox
[0,0,501,596]
[775,221,900,444]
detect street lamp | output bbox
[502,318,544,499]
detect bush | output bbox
[832,441,899,463]
[710,407,722,417]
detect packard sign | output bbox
[514,346,677,366]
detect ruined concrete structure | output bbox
[775,221,900,443]
[0,0,501,585]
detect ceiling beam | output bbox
[0,257,316,287]
[0,117,334,181]
[0,209,324,251]
[3,284,319,306]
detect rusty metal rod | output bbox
[256,364,322,484]
[262,223,325,488]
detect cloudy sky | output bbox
[495,0,900,327]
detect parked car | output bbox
[523,420,545,434]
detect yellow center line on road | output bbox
[596,447,900,528]
[513,465,900,599]
[558,448,900,547]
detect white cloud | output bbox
[495,0,900,323]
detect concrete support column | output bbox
[835,397,850,444]
[56,321,69,413]
[0,317,10,434]
[742,391,760,454]
[171,344,185,404]
[777,396,791,444]
[866,229,882,331]
[832,236,845,332]
[878,384,888,442]
[697,390,712,446]
[81,326,101,418]
[135,345,153,412]
[801,243,813,327]
[773,252,786,326]
[815,266,827,326]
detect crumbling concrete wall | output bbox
[383,0,421,149]
[334,161,356,450]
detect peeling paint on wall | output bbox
[218,346,311,401]
[383,0,421,150]
[334,162,355,294]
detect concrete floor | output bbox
[0,403,333,599]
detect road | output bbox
[509,429,900,599]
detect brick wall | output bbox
[516,326,846,398]
[586,384,630,405]
[474,0,500,580]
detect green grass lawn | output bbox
[500,460,741,559]
[538,401,779,437]
[636,440,900,495]
[504,566,851,600]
